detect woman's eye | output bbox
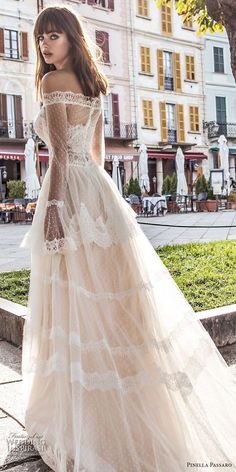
[38,34,58,41]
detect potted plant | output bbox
[195,175,208,212]
[228,191,236,210]
[205,178,218,212]
[127,178,142,214]
[162,173,179,213]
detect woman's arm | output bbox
[42,71,69,252]
[91,95,105,168]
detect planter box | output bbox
[196,201,207,212]
[206,200,218,212]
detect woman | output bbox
[21,5,236,472]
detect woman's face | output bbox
[37,29,71,69]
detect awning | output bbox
[148,149,208,160]
[105,145,139,162]
[209,146,236,155]
[0,144,49,161]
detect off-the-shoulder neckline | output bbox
[42,90,100,103]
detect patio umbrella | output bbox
[175,146,188,195]
[24,138,41,199]
[112,155,123,195]
[218,134,230,196]
[138,143,150,194]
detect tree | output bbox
[156,0,236,81]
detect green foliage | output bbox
[156,0,224,35]
[157,241,236,311]
[162,172,177,195]
[228,191,236,203]
[195,174,208,195]
[0,269,30,306]
[170,172,177,194]
[7,180,26,198]
[127,177,141,196]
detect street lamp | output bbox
[152,176,157,194]
[0,166,7,200]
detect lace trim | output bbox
[23,336,216,396]
[31,269,163,300]
[38,311,197,355]
[45,238,65,252]
[42,90,101,108]
[46,200,64,208]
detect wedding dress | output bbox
[20,90,236,472]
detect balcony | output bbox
[206,121,236,139]
[104,121,137,140]
[164,76,174,91]
[167,129,177,143]
[0,120,34,140]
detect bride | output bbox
[21,5,236,472]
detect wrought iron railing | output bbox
[104,121,137,140]
[0,120,34,140]
[206,121,236,139]
[167,129,177,143]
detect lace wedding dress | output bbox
[20,90,236,472]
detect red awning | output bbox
[0,144,49,162]
[148,149,208,160]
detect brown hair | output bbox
[33,5,109,101]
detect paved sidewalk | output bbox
[0,339,236,471]
[0,210,235,272]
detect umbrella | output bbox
[24,138,41,199]
[138,143,150,194]
[218,134,230,196]
[175,146,188,195]
[112,155,122,195]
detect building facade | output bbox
[204,29,236,182]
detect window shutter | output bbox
[14,95,23,139]
[186,55,195,80]
[138,0,148,16]
[140,47,151,74]
[112,93,120,137]
[0,93,7,136]
[177,104,185,142]
[189,106,199,132]
[161,4,172,35]
[20,32,29,60]
[159,102,167,142]
[0,28,4,56]
[157,49,164,90]
[142,100,153,127]
[108,0,114,10]
[96,31,110,63]
[173,53,181,92]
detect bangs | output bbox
[34,10,65,37]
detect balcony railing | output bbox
[167,129,177,143]
[104,121,137,140]
[164,76,174,91]
[0,120,34,140]
[207,121,236,139]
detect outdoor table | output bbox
[142,196,167,216]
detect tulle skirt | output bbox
[21,160,236,472]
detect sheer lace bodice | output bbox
[34,90,104,168]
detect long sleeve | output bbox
[43,93,69,253]
[91,97,105,168]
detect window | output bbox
[95,31,110,63]
[189,106,200,132]
[163,51,174,91]
[186,55,195,81]
[158,50,181,92]
[0,93,23,138]
[216,97,227,123]
[87,0,114,9]
[214,47,224,73]
[137,0,148,17]
[166,103,177,142]
[4,29,19,59]
[161,3,172,35]
[142,100,153,127]
[183,18,193,29]
[140,46,151,74]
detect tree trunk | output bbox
[206,0,236,81]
